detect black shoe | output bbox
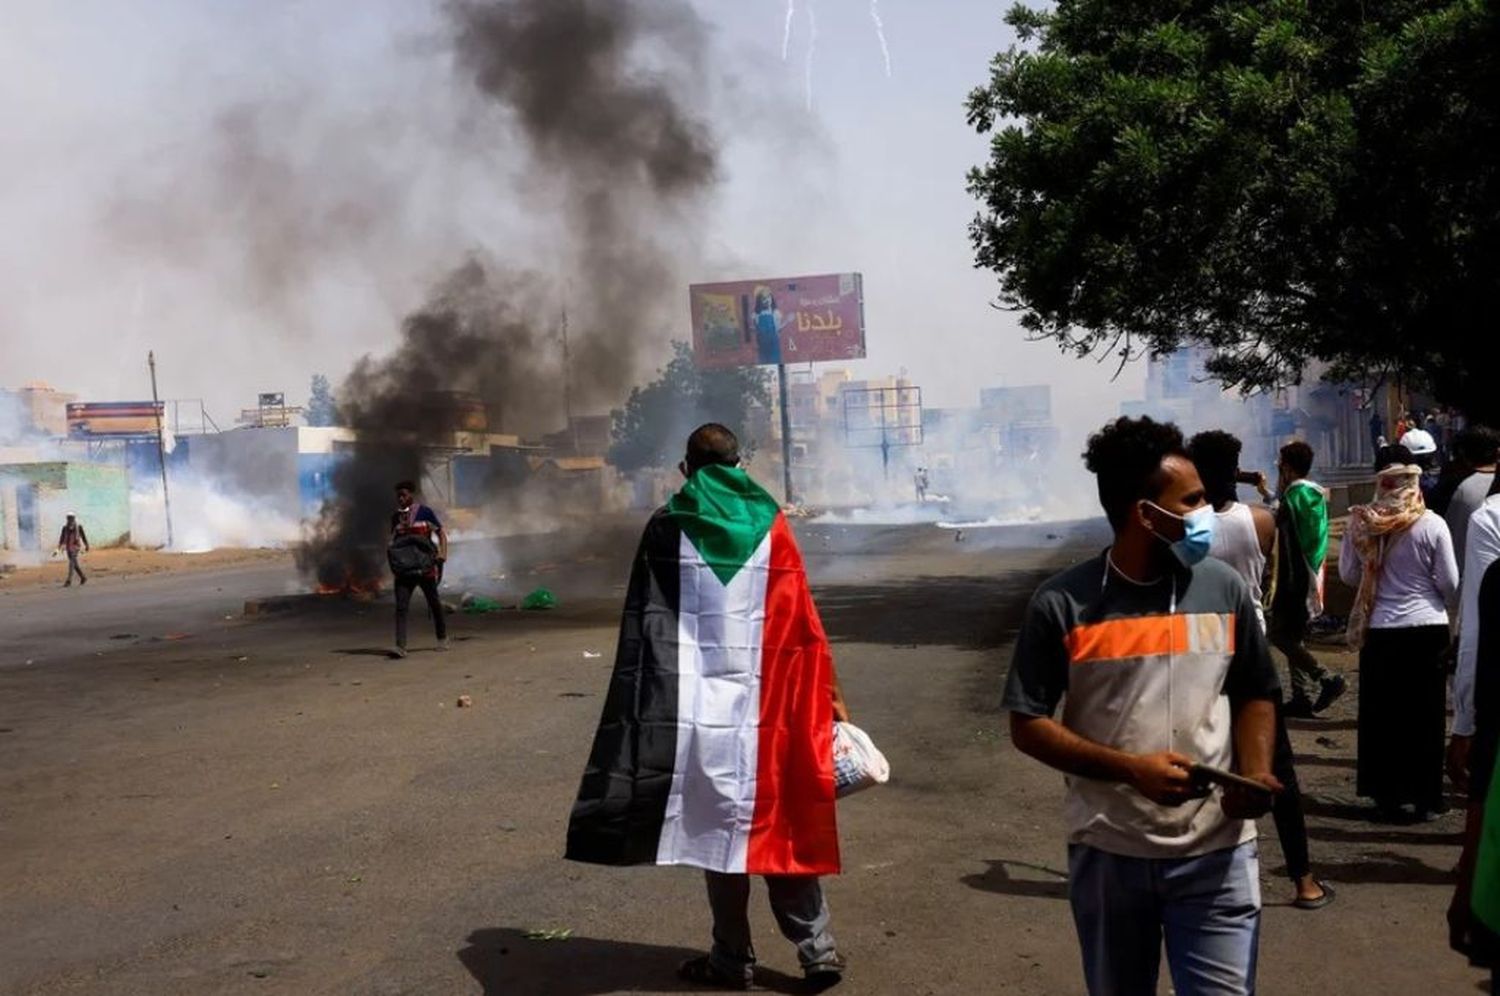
[805,955,847,991]
[1283,698,1316,719]
[1312,675,1347,714]
[676,955,750,991]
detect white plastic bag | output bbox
[832,721,890,798]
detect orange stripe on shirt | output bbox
[1065,615,1188,664]
[1065,613,1236,664]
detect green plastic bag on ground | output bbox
[462,596,504,614]
[521,587,557,611]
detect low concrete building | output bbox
[0,461,130,556]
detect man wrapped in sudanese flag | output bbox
[565,423,861,989]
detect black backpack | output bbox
[388,533,438,577]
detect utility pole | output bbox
[148,351,174,549]
[559,308,577,453]
[777,363,795,506]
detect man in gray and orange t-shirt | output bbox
[1003,416,1281,996]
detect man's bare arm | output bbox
[830,664,850,723]
[1221,696,1281,818]
[1230,697,1276,776]
[1010,713,1203,806]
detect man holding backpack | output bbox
[388,479,448,659]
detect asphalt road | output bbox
[0,521,1488,995]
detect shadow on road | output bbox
[1307,825,1465,846]
[457,928,808,994]
[1295,851,1457,885]
[1292,753,1358,770]
[816,574,1046,651]
[1285,718,1358,733]
[961,859,1069,900]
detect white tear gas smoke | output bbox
[782,0,797,61]
[296,0,721,589]
[805,2,819,112]
[869,0,892,77]
[131,475,301,553]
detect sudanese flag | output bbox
[1475,761,1500,937]
[565,464,839,875]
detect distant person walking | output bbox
[1268,441,1345,717]
[387,480,448,659]
[1443,428,1499,564]
[56,514,90,587]
[1340,445,1459,821]
[914,466,930,502]
[1189,431,1334,910]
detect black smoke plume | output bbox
[296,0,719,588]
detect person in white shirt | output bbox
[1443,428,1499,567]
[1340,444,1460,822]
[1446,478,1500,970]
[1190,430,1333,910]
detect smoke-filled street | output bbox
[0,524,1479,995]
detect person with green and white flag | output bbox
[1266,441,1346,717]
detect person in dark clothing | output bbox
[1268,441,1345,716]
[56,514,90,587]
[1448,556,1500,972]
[1189,431,1332,910]
[388,480,448,659]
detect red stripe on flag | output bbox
[746,515,840,875]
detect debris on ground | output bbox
[523,927,573,941]
[456,695,473,708]
[461,594,505,614]
[582,651,602,659]
[520,588,557,611]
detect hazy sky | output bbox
[0,1,1144,438]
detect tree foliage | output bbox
[967,0,1499,418]
[306,373,339,427]
[609,342,771,473]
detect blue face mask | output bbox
[1145,502,1215,566]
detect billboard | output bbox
[690,273,866,368]
[66,402,164,438]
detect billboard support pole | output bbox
[148,351,174,549]
[777,364,795,506]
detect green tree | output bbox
[306,373,338,427]
[609,342,771,473]
[967,0,1499,418]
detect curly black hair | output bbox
[1083,416,1187,529]
[1186,430,1243,508]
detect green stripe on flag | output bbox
[667,465,780,585]
[1474,760,1500,933]
[1283,482,1328,570]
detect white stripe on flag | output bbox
[657,531,771,871]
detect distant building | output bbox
[1,461,130,555]
[1120,347,1374,473]
[1,382,76,440]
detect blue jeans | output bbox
[703,871,840,982]
[1068,840,1261,996]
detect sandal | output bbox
[677,955,751,991]
[1292,880,1336,910]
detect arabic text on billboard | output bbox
[65,402,164,438]
[690,273,866,369]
